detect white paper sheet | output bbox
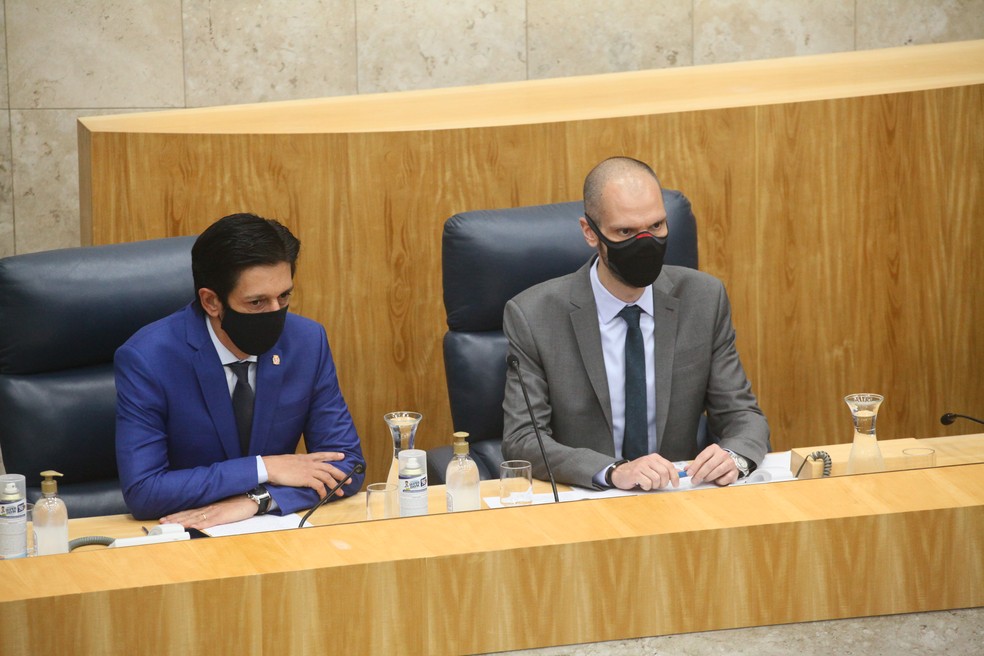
[201,512,311,537]
[484,452,795,506]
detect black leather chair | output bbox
[0,237,196,517]
[429,190,700,483]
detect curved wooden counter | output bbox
[78,41,984,477]
[3,461,982,654]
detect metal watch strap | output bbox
[726,451,752,478]
[247,484,271,514]
[605,459,630,487]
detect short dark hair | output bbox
[583,156,661,223]
[192,213,301,308]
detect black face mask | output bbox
[585,213,667,288]
[221,305,288,355]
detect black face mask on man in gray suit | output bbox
[584,212,667,288]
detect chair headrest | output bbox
[0,236,196,374]
[443,190,697,332]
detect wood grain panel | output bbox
[754,86,984,447]
[4,464,981,655]
[78,43,984,479]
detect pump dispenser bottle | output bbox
[33,470,69,555]
[446,432,481,512]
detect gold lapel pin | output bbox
[272,355,281,366]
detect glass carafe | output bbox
[844,393,885,474]
[383,412,422,486]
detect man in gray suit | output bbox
[502,157,769,491]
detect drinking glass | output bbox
[25,503,35,557]
[902,447,936,470]
[499,460,533,506]
[366,483,398,520]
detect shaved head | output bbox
[583,157,661,223]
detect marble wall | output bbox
[0,0,981,256]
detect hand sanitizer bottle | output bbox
[33,471,69,555]
[446,432,481,512]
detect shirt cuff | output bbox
[592,467,609,488]
[256,455,268,484]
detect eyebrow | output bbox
[244,285,294,302]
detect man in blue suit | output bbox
[115,213,365,526]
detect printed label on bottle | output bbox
[399,474,428,517]
[0,499,28,559]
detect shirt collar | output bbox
[589,259,654,325]
[205,315,257,365]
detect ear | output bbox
[579,216,599,248]
[198,288,223,319]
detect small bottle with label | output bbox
[0,474,28,559]
[398,449,428,517]
[446,432,481,512]
[33,471,69,556]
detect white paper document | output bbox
[485,452,795,505]
[483,489,584,509]
[575,451,794,499]
[202,513,311,537]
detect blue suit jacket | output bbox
[115,303,365,520]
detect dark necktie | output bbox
[228,361,254,456]
[618,305,648,461]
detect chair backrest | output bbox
[433,190,698,481]
[0,236,196,517]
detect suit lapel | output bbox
[652,272,680,451]
[250,346,286,456]
[570,262,613,433]
[186,306,242,460]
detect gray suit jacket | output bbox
[502,258,769,489]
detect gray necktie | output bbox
[618,305,648,461]
[227,361,254,456]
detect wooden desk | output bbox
[790,433,984,478]
[64,478,547,545]
[2,442,982,655]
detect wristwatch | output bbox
[726,451,752,479]
[605,459,630,487]
[246,484,272,515]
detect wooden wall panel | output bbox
[753,86,984,447]
[78,45,984,482]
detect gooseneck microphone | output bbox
[940,412,984,426]
[298,463,365,528]
[507,354,560,503]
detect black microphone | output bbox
[507,354,559,503]
[297,463,365,528]
[940,412,984,426]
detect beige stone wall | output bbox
[0,0,981,256]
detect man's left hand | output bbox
[685,444,739,486]
[160,495,259,530]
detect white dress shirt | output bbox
[589,260,657,485]
[206,316,269,484]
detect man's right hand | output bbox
[262,452,348,498]
[609,453,681,491]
